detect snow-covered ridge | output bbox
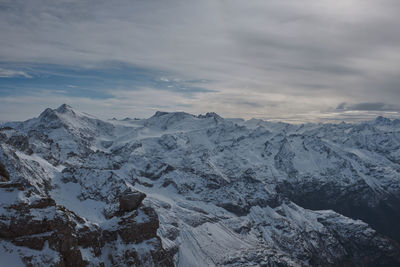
[1,104,400,266]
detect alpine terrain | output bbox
[1,104,400,266]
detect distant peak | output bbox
[151,111,194,119]
[38,104,76,122]
[197,112,222,120]
[375,116,391,124]
[39,108,55,118]
[56,104,74,114]
[152,111,170,118]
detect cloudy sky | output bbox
[1,0,400,122]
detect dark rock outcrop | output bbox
[0,197,173,267]
[0,161,10,181]
[119,189,146,213]
[7,135,33,155]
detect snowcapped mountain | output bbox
[1,104,400,266]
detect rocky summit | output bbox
[1,104,400,266]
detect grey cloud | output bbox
[291,83,331,90]
[336,102,400,111]
[0,0,400,121]
[234,101,268,108]
[336,102,347,110]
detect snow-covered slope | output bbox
[1,104,400,266]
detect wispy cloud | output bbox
[0,68,31,78]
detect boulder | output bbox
[119,190,146,213]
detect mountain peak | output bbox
[38,104,75,122]
[56,104,74,114]
[150,111,194,120]
[198,112,222,119]
[375,116,391,125]
[152,111,170,118]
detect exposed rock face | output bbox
[1,104,400,266]
[0,182,173,266]
[0,186,87,266]
[119,190,146,213]
[7,135,33,155]
[0,161,10,181]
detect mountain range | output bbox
[1,104,400,266]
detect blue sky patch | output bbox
[0,61,215,99]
